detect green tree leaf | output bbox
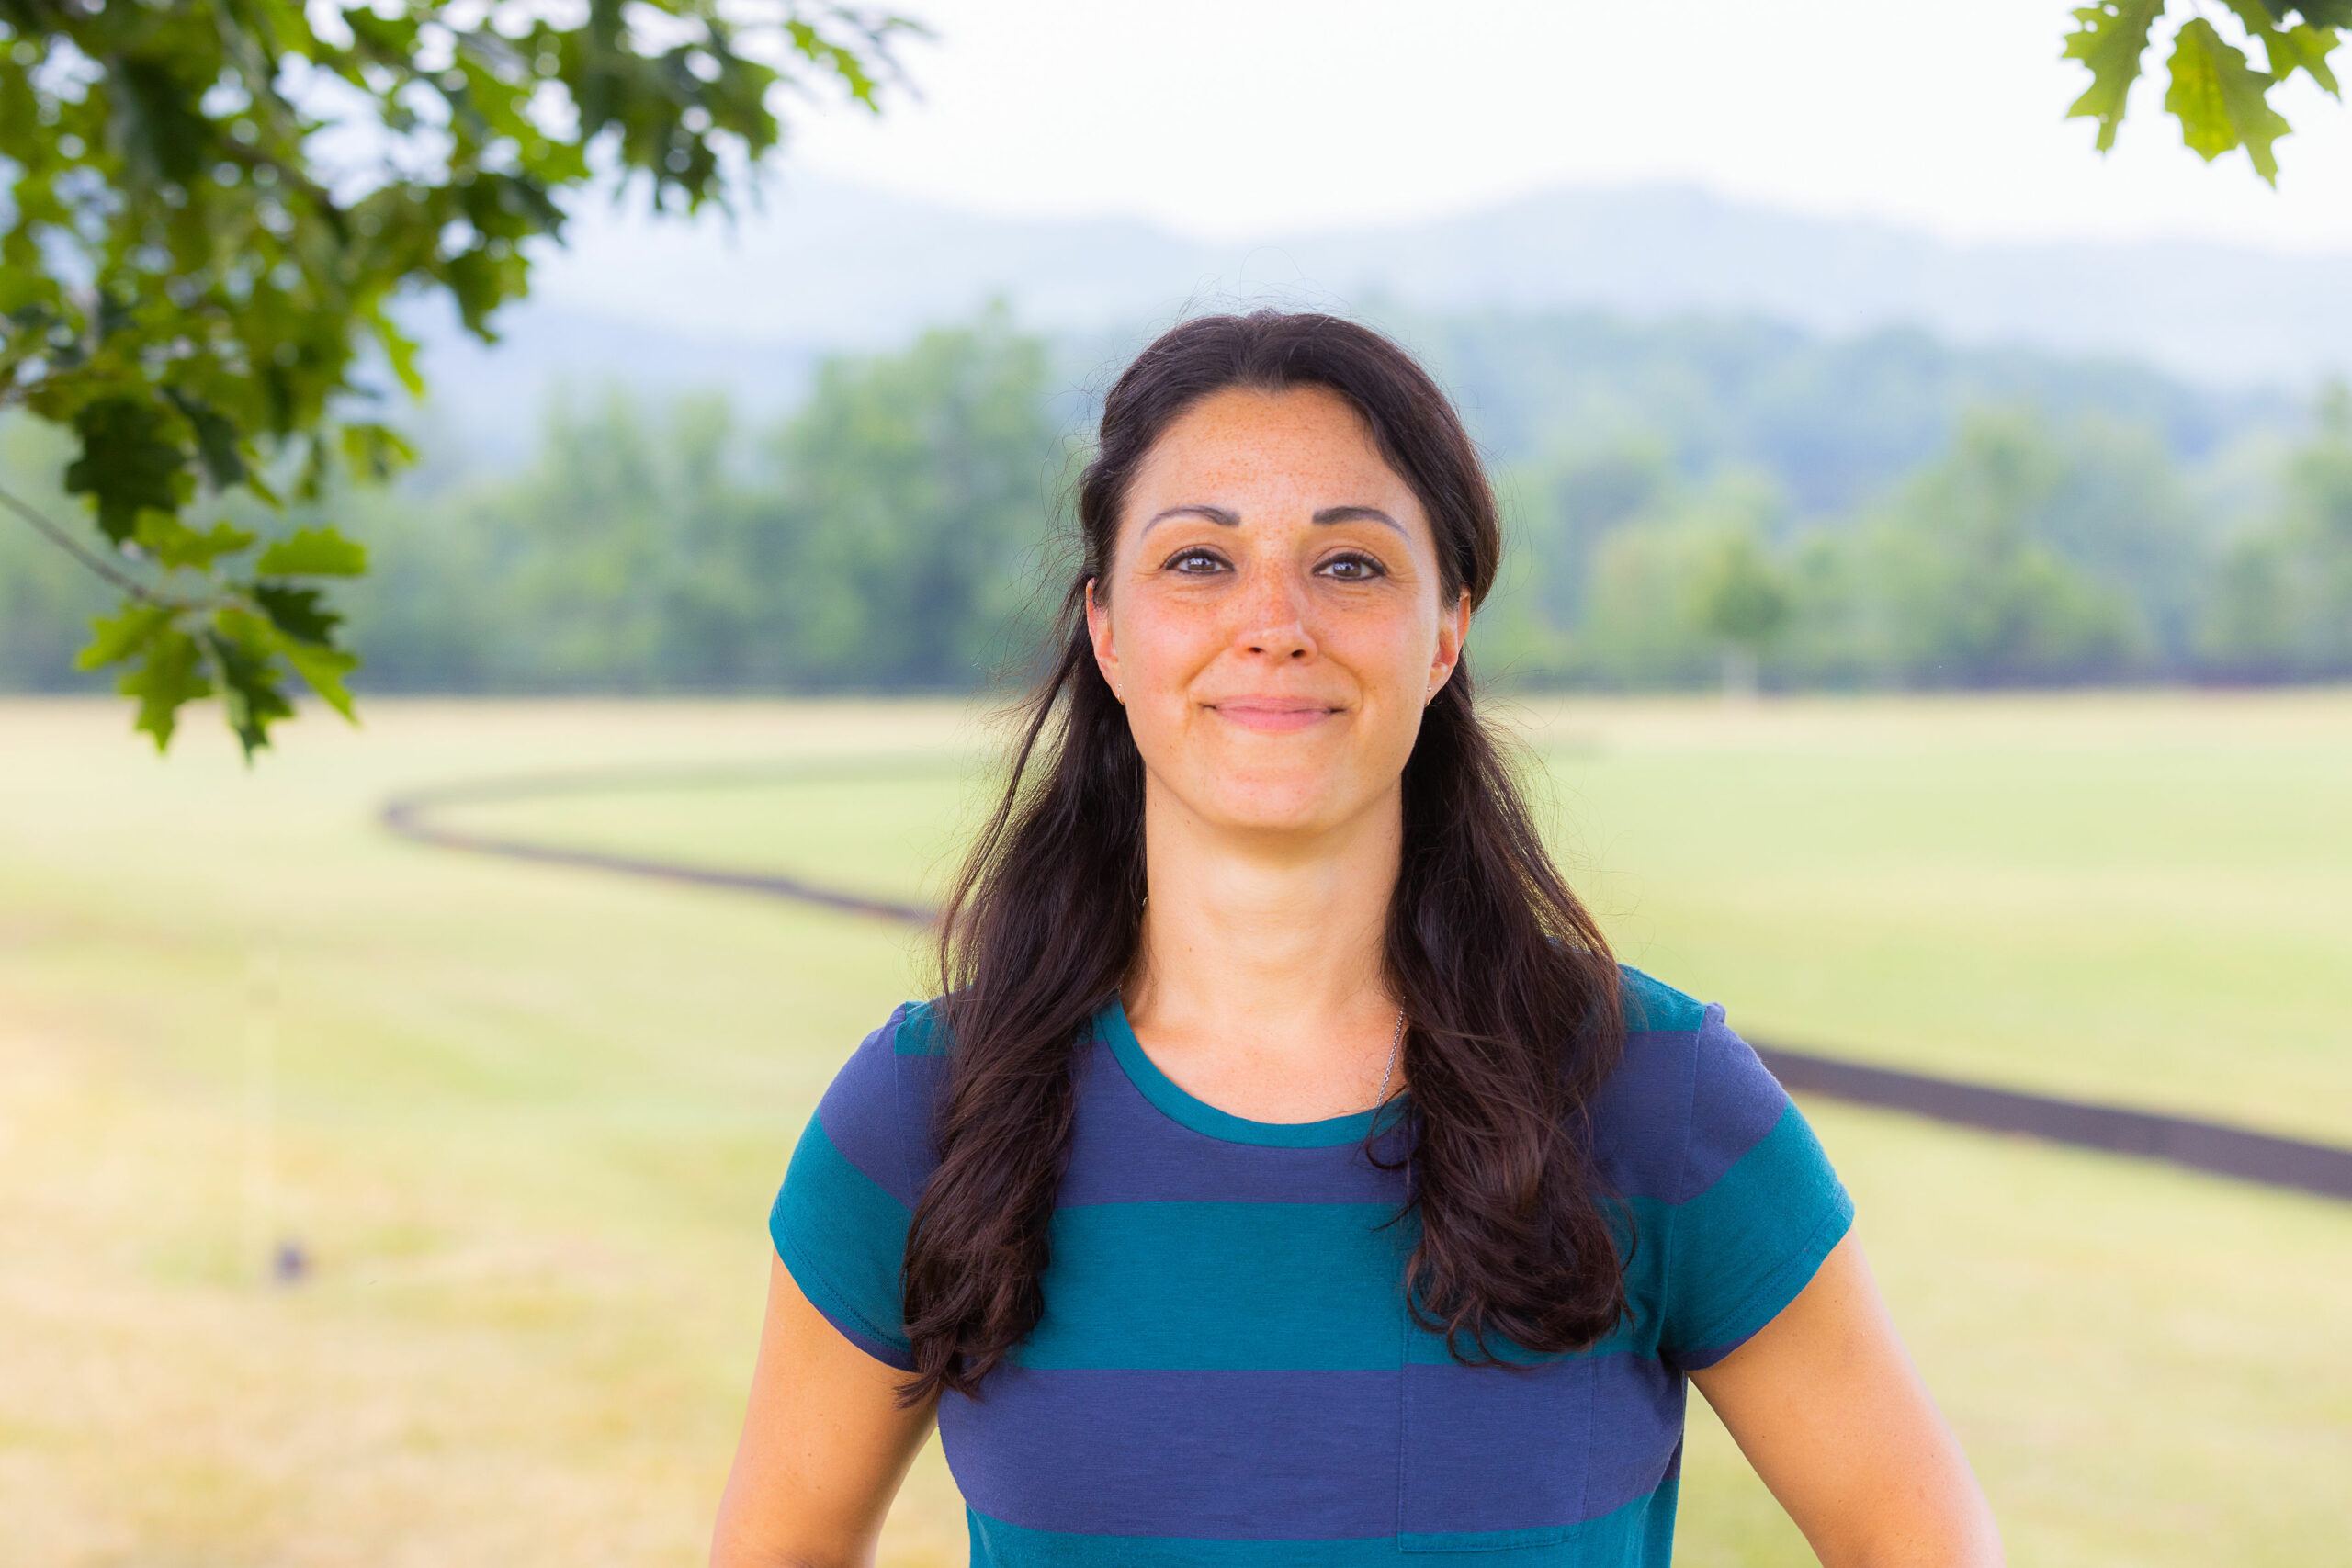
[2224,0,2345,93]
[118,626,213,751]
[341,423,420,486]
[2267,2,2352,28]
[135,516,258,572]
[161,389,251,492]
[203,618,297,761]
[2064,2,2346,175]
[254,528,369,578]
[278,640,362,722]
[250,583,343,647]
[2065,0,2168,152]
[2267,19,2342,93]
[2167,16,2295,181]
[62,399,188,546]
[76,604,175,671]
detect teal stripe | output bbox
[968,1510,1406,1568]
[771,1115,913,1355]
[1618,965,1707,1033]
[1098,1001,1397,1148]
[1665,1104,1853,1359]
[1022,1202,1408,1369]
[892,998,950,1055]
[1399,1196,1672,1364]
[1401,1487,1660,1554]
[966,1488,1668,1565]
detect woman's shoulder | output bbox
[771,1000,954,1368]
[803,999,953,1210]
[829,997,953,1089]
[1600,970,1853,1366]
[1619,964,1713,1036]
[1590,964,1803,1204]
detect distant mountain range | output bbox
[410,177,2347,464]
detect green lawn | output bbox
[2,694,2346,1566]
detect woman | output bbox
[713,313,2000,1568]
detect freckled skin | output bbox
[1087,385,1468,849]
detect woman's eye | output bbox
[1165,547,1229,575]
[1318,552,1385,581]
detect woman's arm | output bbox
[1688,1234,2002,1568]
[710,1256,938,1568]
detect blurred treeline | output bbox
[4,307,2349,694]
[1476,397,2352,689]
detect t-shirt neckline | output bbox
[1091,996,1404,1149]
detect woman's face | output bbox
[1088,384,1469,841]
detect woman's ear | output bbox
[1086,579,1123,703]
[1428,588,1470,703]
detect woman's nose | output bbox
[1233,561,1316,660]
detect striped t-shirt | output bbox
[771,967,1852,1566]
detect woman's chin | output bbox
[1176,777,1384,840]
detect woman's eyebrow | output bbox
[1313,505,1404,533]
[1141,503,1240,535]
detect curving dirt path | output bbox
[381,765,2352,1204]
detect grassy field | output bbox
[2,693,2347,1566]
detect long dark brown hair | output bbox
[900,311,1626,1403]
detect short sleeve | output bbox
[1658,1006,1854,1371]
[770,1002,933,1370]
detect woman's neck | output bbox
[1120,771,1405,1122]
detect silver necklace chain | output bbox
[1372,1007,1404,1111]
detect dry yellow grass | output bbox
[1,700,965,1566]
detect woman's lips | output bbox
[1206,699,1341,733]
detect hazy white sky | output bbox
[778,0,2352,251]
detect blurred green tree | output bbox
[2200,383,2352,674]
[330,309,1063,693]
[766,308,1062,688]
[1467,442,1671,684]
[2064,2,2346,183]
[1848,411,2145,686]
[1692,528,1792,696]
[0,0,911,754]
[1570,474,1787,691]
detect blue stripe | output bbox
[1586,1029,1701,1203]
[945,1368,1401,1539]
[1063,1043,1410,1206]
[945,1357,1685,1540]
[814,1006,917,1205]
[1585,1016,1787,1205]
[1399,1353,1683,1532]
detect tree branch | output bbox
[0,481,220,613]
